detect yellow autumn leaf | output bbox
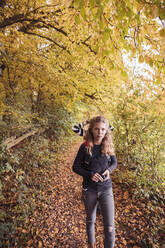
[123,191,129,199]
[151,6,159,19]
[36,228,39,235]
[159,28,165,37]
[64,0,72,7]
[125,208,129,213]
[27,240,33,246]
[139,55,144,63]
[54,228,59,234]
[38,241,42,248]
[123,238,127,245]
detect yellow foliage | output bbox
[138,55,144,63]
[151,6,159,19]
[159,28,165,38]
[0,0,164,124]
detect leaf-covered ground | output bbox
[22,142,164,248]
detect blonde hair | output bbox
[84,116,115,156]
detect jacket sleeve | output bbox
[108,155,117,173]
[72,144,93,177]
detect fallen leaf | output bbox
[123,191,129,199]
[38,241,42,248]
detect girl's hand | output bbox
[102,169,110,181]
[91,173,104,182]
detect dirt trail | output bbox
[33,142,163,248]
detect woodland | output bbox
[0,0,165,247]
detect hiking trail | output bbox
[29,142,163,248]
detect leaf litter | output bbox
[24,143,164,248]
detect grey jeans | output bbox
[83,187,115,248]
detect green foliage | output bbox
[0,119,75,247]
[112,87,165,200]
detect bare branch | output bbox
[26,4,60,16]
[142,120,154,131]
[85,92,97,99]
[0,6,61,29]
[0,13,25,28]
[19,30,71,54]
[81,40,97,55]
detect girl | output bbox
[72,116,117,248]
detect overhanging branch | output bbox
[20,30,71,54]
[81,40,97,55]
[85,92,97,99]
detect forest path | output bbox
[32,142,162,248]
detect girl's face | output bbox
[92,121,107,144]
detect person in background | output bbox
[72,116,117,248]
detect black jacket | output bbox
[72,143,117,191]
